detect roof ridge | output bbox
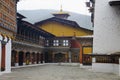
[34,17,93,31]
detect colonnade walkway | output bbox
[0,64,119,80]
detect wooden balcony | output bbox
[15,34,44,46]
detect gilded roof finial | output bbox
[60,5,63,12]
[52,1,70,19]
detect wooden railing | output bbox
[15,34,44,46]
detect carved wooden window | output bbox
[53,40,59,46]
[63,40,69,46]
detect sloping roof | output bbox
[35,17,93,32]
[77,35,93,38]
[18,10,93,30]
[20,20,55,38]
[17,13,26,19]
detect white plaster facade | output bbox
[93,0,120,54]
[92,56,120,75]
[93,0,120,75]
[92,63,119,74]
[5,39,12,73]
[0,35,12,74]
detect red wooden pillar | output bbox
[34,53,37,64]
[39,53,41,63]
[80,45,83,64]
[1,44,6,71]
[31,53,35,64]
[36,53,39,64]
[52,53,54,63]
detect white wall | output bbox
[93,0,120,54]
[92,63,119,75]
[113,64,119,75]
[0,36,12,74]
[5,39,12,73]
[92,63,113,73]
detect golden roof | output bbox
[52,5,69,15]
[52,12,69,15]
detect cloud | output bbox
[17,0,90,15]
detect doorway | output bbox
[45,52,52,63]
[54,53,65,62]
[19,51,24,66]
[11,50,17,66]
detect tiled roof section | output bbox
[17,13,26,19]
[34,17,93,32]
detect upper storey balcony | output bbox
[14,13,55,47]
[14,34,45,47]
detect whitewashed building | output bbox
[86,0,120,75]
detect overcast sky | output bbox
[17,0,90,15]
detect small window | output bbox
[53,40,59,46]
[63,40,69,46]
[46,40,49,46]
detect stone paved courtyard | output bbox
[0,64,120,80]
